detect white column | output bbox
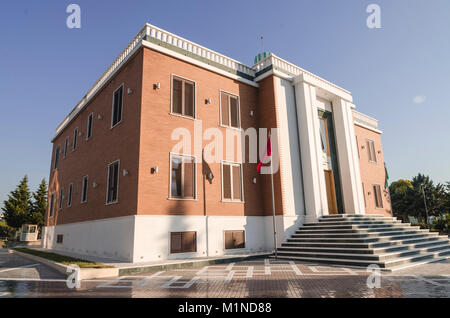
[332,99,365,214]
[293,76,329,222]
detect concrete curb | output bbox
[10,249,119,280]
[118,253,271,276]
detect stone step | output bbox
[291,229,429,239]
[305,220,402,226]
[277,242,450,261]
[319,216,397,222]
[287,232,440,244]
[296,226,420,234]
[299,223,412,230]
[321,214,386,218]
[272,248,450,269]
[280,239,450,255]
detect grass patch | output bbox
[13,248,114,269]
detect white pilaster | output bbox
[293,76,329,222]
[332,99,366,214]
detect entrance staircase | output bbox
[274,214,450,270]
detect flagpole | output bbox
[269,132,278,259]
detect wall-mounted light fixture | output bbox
[205,98,212,104]
[252,177,257,184]
[92,182,98,188]
[122,169,129,176]
[250,110,254,117]
[153,83,161,90]
[127,88,133,95]
[97,114,103,120]
[151,166,159,174]
[207,172,214,181]
[78,131,83,137]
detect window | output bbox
[49,193,55,217]
[220,91,240,128]
[362,183,367,207]
[224,230,245,249]
[170,232,197,254]
[356,136,360,159]
[170,154,196,199]
[221,162,243,202]
[111,85,123,127]
[56,234,63,244]
[64,137,69,158]
[366,139,377,163]
[373,184,383,208]
[86,113,93,139]
[67,184,73,207]
[171,76,195,118]
[54,146,61,170]
[58,188,64,210]
[73,128,78,151]
[81,176,88,203]
[319,117,329,155]
[107,161,120,204]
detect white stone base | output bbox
[41,214,305,263]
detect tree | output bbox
[1,175,32,229]
[30,179,47,228]
[389,179,413,221]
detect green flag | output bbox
[384,163,389,189]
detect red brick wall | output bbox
[46,49,144,226]
[137,48,267,217]
[355,124,392,216]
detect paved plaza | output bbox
[0,249,448,298]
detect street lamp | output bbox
[420,183,430,229]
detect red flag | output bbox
[257,136,271,173]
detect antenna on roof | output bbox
[260,36,264,55]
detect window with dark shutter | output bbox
[49,193,55,217]
[112,86,123,127]
[81,176,88,203]
[67,184,73,207]
[73,128,78,150]
[107,161,120,204]
[64,137,69,158]
[87,113,93,139]
[225,230,245,249]
[222,162,243,202]
[170,232,196,253]
[170,154,195,199]
[54,146,61,170]
[171,76,195,118]
[59,188,64,210]
[373,184,383,208]
[220,91,240,128]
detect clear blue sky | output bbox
[1,0,449,203]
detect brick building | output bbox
[43,24,391,263]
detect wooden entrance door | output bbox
[324,170,338,214]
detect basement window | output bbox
[170,232,197,254]
[56,234,63,244]
[224,230,245,249]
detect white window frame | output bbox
[170,74,197,120]
[86,112,94,140]
[81,175,88,203]
[220,160,244,203]
[366,138,377,163]
[219,90,241,130]
[67,183,73,207]
[111,84,124,129]
[168,152,197,200]
[106,160,120,205]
